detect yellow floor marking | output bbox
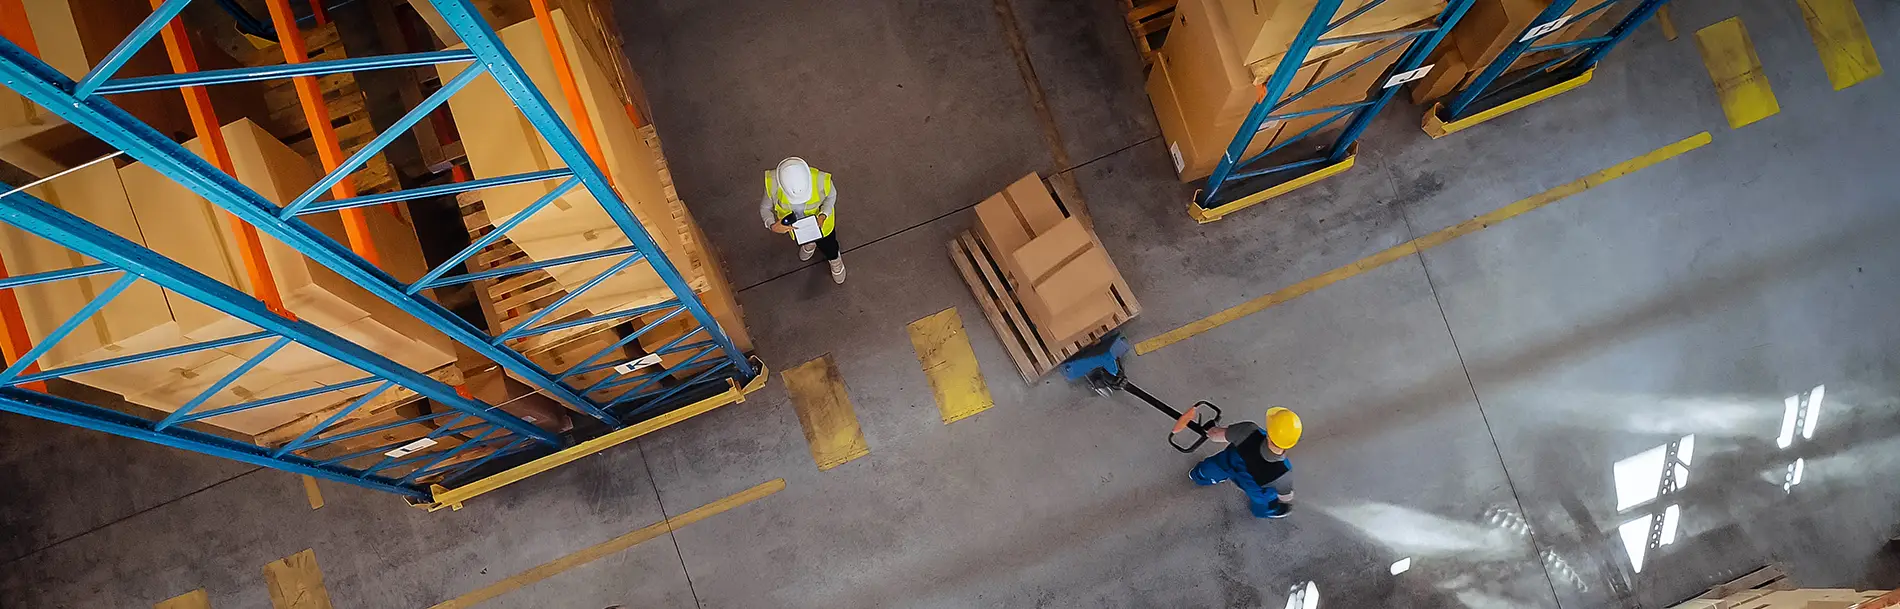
[1657,6,1679,41]
[1796,0,1882,90]
[262,549,334,609]
[1136,132,1713,355]
[428,479,785,609]
[783,355,870,470]
[1695,18,1781,128]
[906,308,995,424]
[154,589,211,609]
[301,476,323,510]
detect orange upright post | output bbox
[0,0,52,391]
[148,0,293,317]
[260,0,383,267]
[528,0,614,187]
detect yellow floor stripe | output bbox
[262,549,334,609]
[1695,18,1781,128]
[906,308,995,424]
[301,476,323,510]
[429,479,785,609]
[1796,0,1883,90]
[154,589,211,609]
[1657,6,1678,41]
[1136,132,1713,355]
[784,355,870,470]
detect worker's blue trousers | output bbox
[1190,448,1284,519]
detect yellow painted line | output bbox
[1423,69,1595,139]
[1189,150,1356,223]
[154,589,210,609]
[906,308,995,424]
[1796,0,1882,90]
[426,367,768,511]
[262,549,334,609]
[1137,132,1714,355]
[784,355,870,470]
[301,475,323,510]
[1695,18,1781,129]
[1657,6,1678,41]
[428,479,785,609]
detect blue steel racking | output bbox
[0,0,755,504]
[1191,0,1477,223]
[1424,0,1671,137]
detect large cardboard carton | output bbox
[441,9,687,319]
[1262,38,1408,152]
[1018,245,1118,329]
[1411,46,1469,104]
[1148,0,1272,181]
[971,174,1066,279]
[1219,0,1449,67]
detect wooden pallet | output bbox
[223,23,397,195]
[1119,0,1178,65]
[1670,565,1798,608]
[948,229,1140,383]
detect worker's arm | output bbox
[816,182,837,226]
[761,192,789,232]
[1211,421,1260,445]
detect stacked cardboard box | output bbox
[1409,0,1611,104]
[972,175,1128,347]
[1146,0,1446,181]
[0,118,454,436]
[439,9,692,322]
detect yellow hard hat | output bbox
[1265,407,1302,450]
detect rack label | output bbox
[614,353,666,376]
[384,437,438,459]
[1520,14,1576,42]
[1384,64,1435,88]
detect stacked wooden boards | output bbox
[951,174,1140,382]
[1144,0,1447,181]
[1408,0,1613,104]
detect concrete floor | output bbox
[3,0,1898,607]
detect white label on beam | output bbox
[614,353,666,376]
[1385,64,1435,88]
[1520,14,1576,42]
[384,437,438,459]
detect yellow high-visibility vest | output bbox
[766,168,835,237]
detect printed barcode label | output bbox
[384,437,438,459]
[1169,142,1186,173]
[1384,64,1435,88]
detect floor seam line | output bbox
[0,465,265,570]
[1055,135,1159,176]
[635,439,703,609]
[1385,160,1567,608]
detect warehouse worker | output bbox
[761,157,845,284]
[1190,407,1302,519]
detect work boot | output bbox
[799,243,817,261]
[829,258,846,284]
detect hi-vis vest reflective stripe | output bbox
[766,168,835,237]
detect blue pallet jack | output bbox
[1061,334,1223,452]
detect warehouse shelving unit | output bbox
[1423,0,1671,137]
[1191,0,1477,223]
[0,0,756,506]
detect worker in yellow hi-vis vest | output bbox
[760,157,844,284]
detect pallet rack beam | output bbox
[1193,0,1477,221]
[1430,0,1670,134]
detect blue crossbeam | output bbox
[297,168,573,215]
[94,50,478,95]
[0,264,116,290]
[281,64,486,217]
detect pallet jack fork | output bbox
[1061,334,1222,452]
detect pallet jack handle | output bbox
[1061,333,1222,453]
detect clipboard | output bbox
[791,216,823,244]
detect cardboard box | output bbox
[1008,217,1093,287]
[442,9,687,319]
[1040,288,1123,346]
[1148,0,1271,181]
[1219,0,1449,68]
[971,174,1066,267]
[1018,246,1117,327]
[1411,46,1469,104]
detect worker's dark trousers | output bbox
[1190,449,1283,518]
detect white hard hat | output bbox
[776,157,812,201]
